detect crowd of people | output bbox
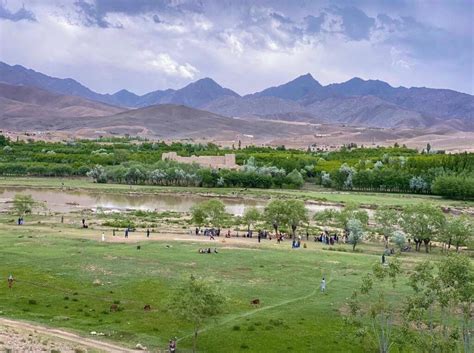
[314,230,344,245]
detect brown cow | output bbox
[251,299,260,306]
[143,304,151,311]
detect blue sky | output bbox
[0,0,472,95]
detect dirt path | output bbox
[0,318,138,352]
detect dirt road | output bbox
[0,318,138,352]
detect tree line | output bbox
[1,136,472,198]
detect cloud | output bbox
[0,0,472,95]
[74,0,121,28]
[146,52,199,79]
[0,2,36,22]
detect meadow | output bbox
[0,208,455,353]
[0,173,472,352]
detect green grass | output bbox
[0,218,430,353]
[1,176,472,208]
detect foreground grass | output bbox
[1,176,472,208]
[0,217,430,353]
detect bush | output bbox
[432,175,474,200]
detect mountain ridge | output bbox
[1,61,472,131]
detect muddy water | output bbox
[0,187,342,216]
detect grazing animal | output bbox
[144,304,151,311]
[251,299,260,306]
[110,304,119,312]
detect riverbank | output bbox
[1,176,472,209]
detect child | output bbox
[320,277,326,292]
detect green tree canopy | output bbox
[375,207,400,246]
[347,218,366,251]
[191,200,229,228]
[443,215,473,251]
[263,199,288,235]
[242,207,261,233]
[11,194,36,217]
[285,199,308,240]
[401,203,445,253]
[169,275,225,353]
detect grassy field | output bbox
[0,212,434,352]
[1,176,473,208]
[0,211,436,353]
[0,177,471,352]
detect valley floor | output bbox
[0,177,471,352]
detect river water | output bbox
[0,187,342,216]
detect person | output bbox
[113,229,116,237]
[169,339,176,353]
[101,232,105,242]
[320,277,326,292]
[146,228,150,238]
[381,253,386,264]
[306,231,309,241]
[209,231,215,240]
[17,217,21,225]
[125,228,129,238]
[7,274,14,289]
[82,218,85,227]
[195,227,199,235]
[257,233,261,243]
[61,216,64,223]
[214,248,218,253]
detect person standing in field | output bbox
[101,232,105,242]
[146,228,150,238]
[320,277,326,292]
[125,228,129,238]
[7,274,14,289]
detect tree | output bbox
[347,258,401,353]
[375,207,399,247]
[242,207,261,233]
[203,199,228,228]
[285,169,304,188]
[0,134,8,146]
[191,200,229,229]
[87,165,107,183]
[401,203,445,252]
[264,199,288,235]
[391,230,406,251]
[341,203,369,229]
[191,204,207,230]
[443,215,473,251]
[405,254,473,352]
[314,203,368,231]
[347,218,366,251]
[285,199,308,240]
[170,275,225,353]
[11,194,36,218]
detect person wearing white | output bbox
[101,232,105,242]
[320,277,326,292]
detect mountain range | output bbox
[0,61,472,132]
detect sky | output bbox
[0,0,473,95]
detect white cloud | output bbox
[147,53,198,79]
[0,0,471,94]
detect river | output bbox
[0,187,342,216]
